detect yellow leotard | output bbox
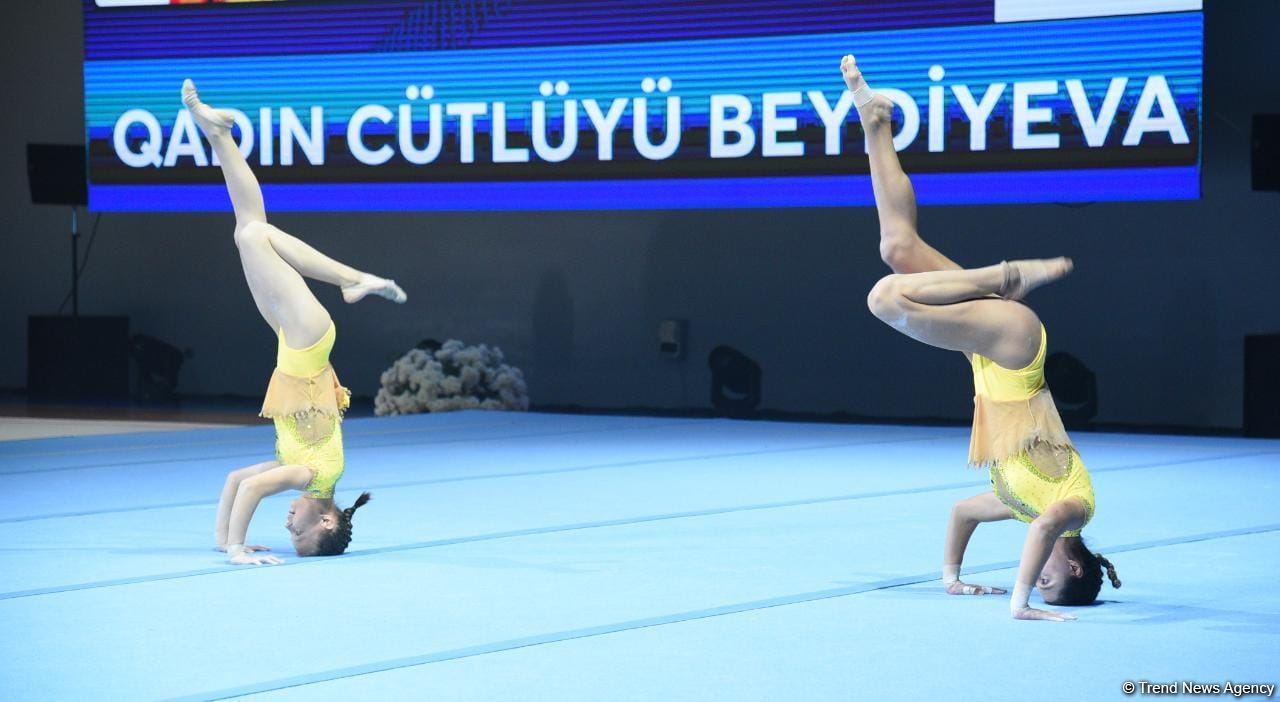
[260,322,350,499]
[989,446,1095,537]
[971,325,1095,536]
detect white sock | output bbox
[342,273,407,304]
[181,79,233,135]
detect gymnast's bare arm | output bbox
[223,465,313,565]
[1011,499,1090,621]
[942,492,1014,595]
[214,460,281,552]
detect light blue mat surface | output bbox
[1,411,1277,701]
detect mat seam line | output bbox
[0,433,949,523]
[0,417,721,471]
[1,448,1271,601]
[167,523,1280,702]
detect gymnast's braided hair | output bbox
[1055,537,1122,605]
[313,492,371,556]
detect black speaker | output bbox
[131,334,186,404]
[1045,352,1097,429]
[708,345,762,418]
[1252,115,1280,192]
[28,316,130,402]
[1244,334,1280,438]
[27,143,87,206]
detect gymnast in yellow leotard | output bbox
[842,55,1120,620]
[183,80,407,565]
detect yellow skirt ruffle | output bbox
[968,388,1073,468]
[260,365,351,422]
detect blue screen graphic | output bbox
[83,0,1204,211]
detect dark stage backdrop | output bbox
[1,2,1277,431]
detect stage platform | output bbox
[1,411,1276,701]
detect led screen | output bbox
[84,0,1204,211]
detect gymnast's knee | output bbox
[866,274,905,322]
[878,230,919,270]
[233,220,271,250]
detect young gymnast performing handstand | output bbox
[840,56,1120,620]
[183,80,406,565]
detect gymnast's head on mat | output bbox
[287,491,372,557]
[1036,536,1122,606]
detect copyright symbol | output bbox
[1122,681,1136,695]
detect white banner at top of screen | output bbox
[995,0,1202,23]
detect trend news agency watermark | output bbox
[1121,681,1275,697]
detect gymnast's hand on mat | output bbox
[226,544,284,566]
[945,580,1007,595]
[228,552,284,566]
[1011,606,1077,622]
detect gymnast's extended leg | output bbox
[842,55,960,276]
